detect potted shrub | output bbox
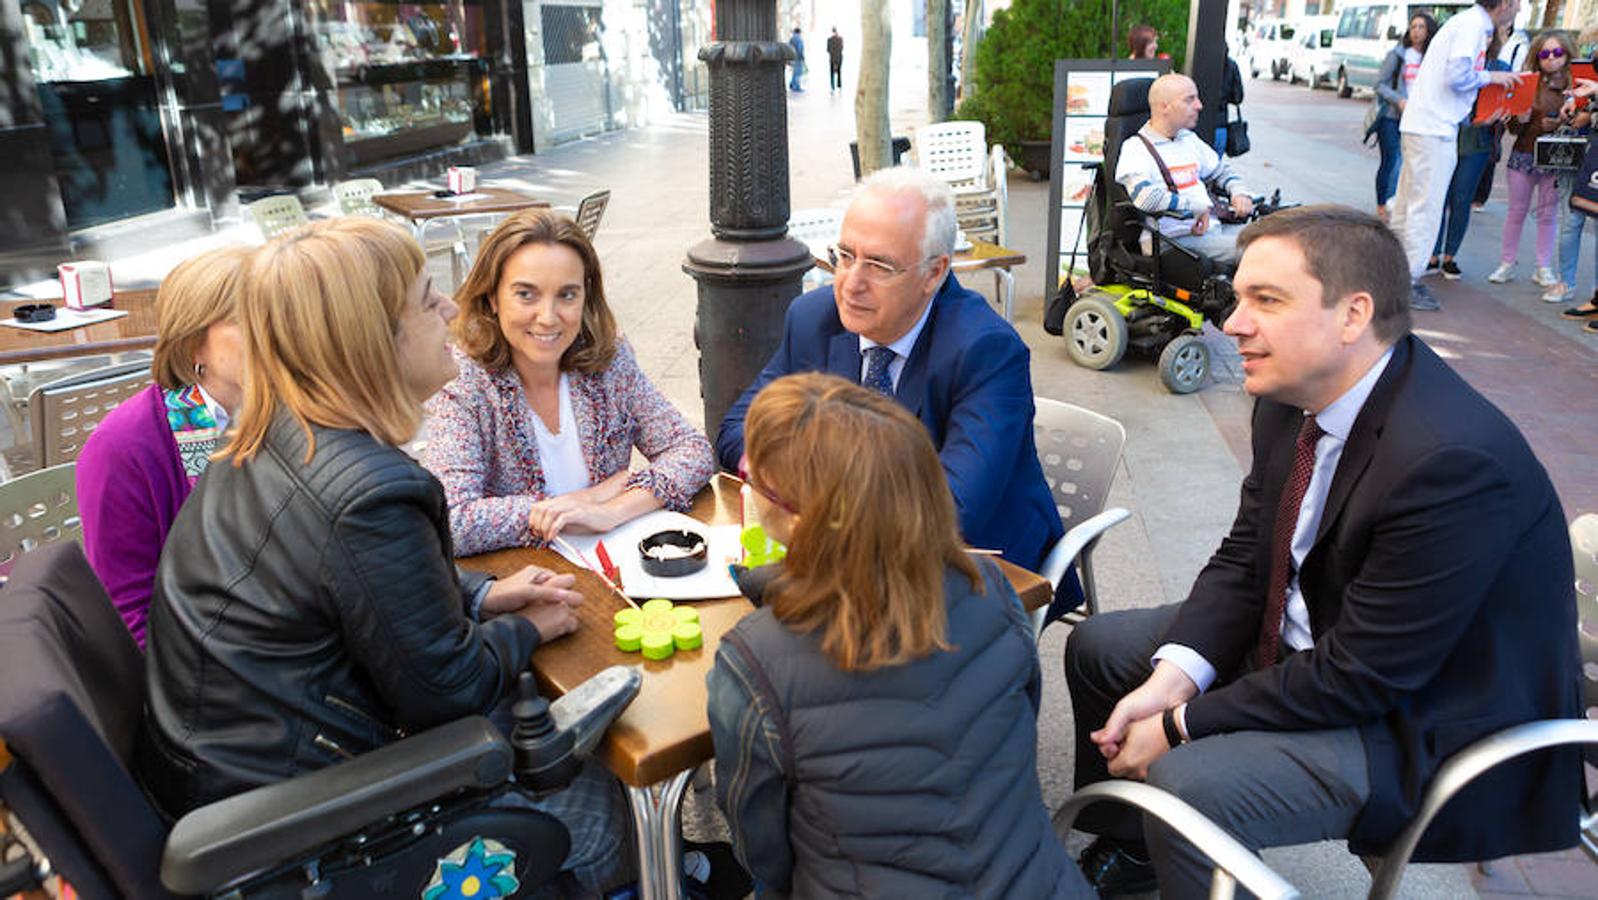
[957,0,1187,178]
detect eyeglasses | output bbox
[737,454,796,515]
[1539,47,1567,60]
[826,245,930,283]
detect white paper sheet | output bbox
[0,307,128,332]
[552,509,743,601]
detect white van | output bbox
[1287,15,1340,88]
[1327,1,1472,97]
[1244,18,1300,80]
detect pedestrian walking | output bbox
[1427,108,1500,279]
[827,28,843,93]
[789,27,806,93]
[1388,0,1524,311]
[1370,13,1435,223]
[1488,31,1577,288]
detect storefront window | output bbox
[308,0,496,167]
[21,0,177,229]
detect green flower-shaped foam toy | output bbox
[614,599,702,660]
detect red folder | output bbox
[1474,72,1538,123]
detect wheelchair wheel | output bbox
[1158,333,1210,394]
[1064,294,1128,371]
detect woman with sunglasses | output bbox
[423,209,714,554]
[1488,31,1579,288]
[708,373,1089,897]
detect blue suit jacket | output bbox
[715,276,1065,572]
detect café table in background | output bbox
[459,473,1051,900]
[0,289,158,367]
[814,239,1027,323]
[373,186,549,285]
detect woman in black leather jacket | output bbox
[138,217,629,892]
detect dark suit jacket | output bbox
[1170,335,1581,860]
[715,276,1064,571]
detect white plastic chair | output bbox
[787,208,844,292]
[1030,398,1132,637]
[914,121,991,196]
[332,178,385,217]
[246,195,310,240]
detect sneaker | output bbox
[1424,257,1440,274]
[1441,260,1463,280]
[1409,281,1441,311]
[1486,263,1515,283]
[1533,266,1559,287]
[1542,282,1572,303]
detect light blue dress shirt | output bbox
[857,292,937,393]
[1155,347,1395,692]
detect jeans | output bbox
[1432,150,1493,259]
[1557,175,1596,292]
[1374,116,1402,207]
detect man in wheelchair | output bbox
[1115,73,1254,275]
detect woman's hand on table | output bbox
[528,494,626,541]
[482,564,582,615]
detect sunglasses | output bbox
[737,454,796,515]
[13,303,56,323]
[1539,47,1567,60]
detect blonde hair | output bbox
[453,208,618,375]
[151,245,253,390]
[744,373,981,671]
[222,218,426,464]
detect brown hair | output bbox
[222,217,426,464]
[744,373,982,671]
[1128,24,1158,59]
[151,245,253,390]
[1237,205,1412,344]
[452,209,618,375]
[1525,31,1575,82]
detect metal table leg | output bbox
[995,267,1016,323]
[626,770,693,900]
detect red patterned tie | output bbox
[1256,415,1325,669]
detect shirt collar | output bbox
[858,277,940,359]
[196,383,230,431]
[1311,346,1393,442]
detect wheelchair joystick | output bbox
[511,672,579,793]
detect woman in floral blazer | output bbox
[424,209,715,556]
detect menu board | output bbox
[1044,58,1168,301]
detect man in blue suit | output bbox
[716,167,1066,578]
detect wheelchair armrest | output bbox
[1056,781,1299,899]
[162,717,512,895]
[549,665,643,759]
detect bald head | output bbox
[1147,74,1201,137]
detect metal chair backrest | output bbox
[574,189,611,240]
[1572,514,1598,762]
[247,194,309,240]
[29,362,150,469]
[915,121,990,190]
[332,178,385,217]
[1033,398,1126,540]
[0,462,80,580]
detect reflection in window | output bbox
[542,6,604,66]
[22,0,150,83]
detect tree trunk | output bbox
[856,0,893,174]
[1540,0,1565,29]
[960,0,982,102]
[928,0,950,121]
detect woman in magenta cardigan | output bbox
[75,245,251,647]
[423,209,714,555]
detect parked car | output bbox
[1244,18,1299,80]
[1327,1,1471,97]
[1287,15,1340,88]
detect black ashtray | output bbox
[638,529,708,578]
[14,303,55,323]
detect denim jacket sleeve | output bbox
[707,637,795,893]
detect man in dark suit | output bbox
[1066,205,1581,897]
[715,167,1064,575]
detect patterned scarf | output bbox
[164,385,222,482]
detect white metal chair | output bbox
[28,361,150,469]
[246,194,310,240]
[552,189,612,242]
[0,462,79,580]
[0,351,152,472]
[1055,781,1299,899]
[1572,512,1598,862]
[787,208,844,291]
[1030,398,1131,637]
[332,178,385,217]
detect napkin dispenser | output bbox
[446,166,477,195]
[58,261,113,309]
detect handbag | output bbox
[1535,128,1586,171]
[1225,105,1250,157]
[1571,135,1598,216]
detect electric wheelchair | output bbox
[1052,77,1289,394]
[0,541,641,899]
